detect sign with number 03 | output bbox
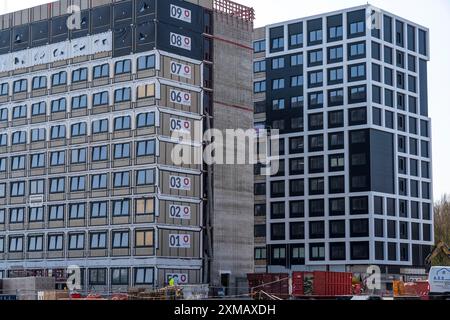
[169,32,192,51]
[169,204,191,220]
[169,234,191,248]
[170,61,192,79]
[169,175,191,191]
[169,89,191,106]
[170,118,191,133]
[170,4,192,23]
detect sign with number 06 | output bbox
[170,89,191,106]
[169,175,191,191]
[169,234,191,248]
[169,32,192,51]
[170,61,192,79]
[169,204,191,220]
[170,4,192,23]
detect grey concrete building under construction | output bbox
[0,0,254,294]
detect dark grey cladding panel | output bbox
[51,15,69,44]
[269,26,284,38]
[288,22,302,34]
[113,24,134,57]
[31,20,49,47]
[370,129,394,194]
[91,4,112,34]
[135,21,156,53]
[347,9,366,23]
[419,59,428,117]
[327,14,342,27]
[114,0,134,24]
[0,30,10,54]
[307,18,322,31]
[157,0,204,34]
[136,0,156,18]
[156,21,203,60]
[70,9,90,39]
[12,25,29,51]
[349,129,371,193]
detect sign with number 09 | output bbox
[169,234,191,248]
[170,4,192,23]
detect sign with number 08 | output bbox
[170,61,192,79]
[169,175,191,191]
[170,4,192,23]
[169,204,191,220]
[169,32,191,51]
[169,234,191,248]
[169,89,191,106]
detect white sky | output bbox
[1,0,449,200]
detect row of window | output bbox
[262,241,427,264]
[254,190,433,219]
[0,199,155,224]
[0,119,156,144]
[260,219,432,242]
[0,55,156,96]
[0,85,157,124]
[0,229,154,253]
[0,168,157,197]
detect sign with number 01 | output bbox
[169,204,191,220]
[170,118,191,133]
[169,234,191,248]
[170,61,192,79]
[169,32,192,51]
[166,273,189,284]
[170,4,192,23]
[169,175,191,191]
[169,89,191,106]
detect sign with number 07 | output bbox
[170,61,192,79]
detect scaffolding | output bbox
[213,0,255,22]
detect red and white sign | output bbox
[169,32,192,51]
[166,273,189,284]
[169,175,191,191]
[169,89,191,106]
[170,4,192,23]
[169,204,191,220]
[169,234,191,248]
[170,61,192,79]
[170,118,191,133]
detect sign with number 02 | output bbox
[169,204,191,220]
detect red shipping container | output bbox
[292,272,304,296]
[292,271,353,297]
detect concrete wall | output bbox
[210,11,254,293]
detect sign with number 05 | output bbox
[170,89,191,106]
[169,204,191,220]
[169,32,192,51]
[170,61,192,79]
[169,234,191,248]
[169,175,191,191]
[170,4,192,23]
[170,118,191,133]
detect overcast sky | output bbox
[1,0,449,200]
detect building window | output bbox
[0,83,8,96]
[72,68,88,83]
[253,60,266,73]
[137,55,156,70]
[52,71,67,86]
[69,233,85,250]
[136,169,155,186]
[12,105,27,119]
[9,236,24,252]
[330,198,345,216]
[310,244,325,261]
[72,95,88,110]
[136,112,155,128]
[70,176,85,192]
[70,203,85,220]
[328,46,343,63]
[114,143,130,159]
[12,131,26,144]
[32,76,47,90]
[253,40,266,53]
[253,80,266,93]
[90,232,107,249]
[111,268,129,285]
[115,60,132,75]
[136,198,154,216]
[135,268,153,285]
[136,140,155,157]
[114,88,131,103]
[11,181,25,197]
[348,42,365,59]
[89,268,106,285]
[91,174,108,190]
[272,99,285,110]
[93,91,109,106]
[92,119,108,134]
[93,64,109,79]
[71,148,86,164]
[112,232,129,249]
[91,202,108,218]
[308,49,323,66]
[271,57,285,70]
[49,205,64,221]
[29,207,44,222]
[71,122,87,137]
[255,248,267,260]
[291,53,303,66]
[308,92,324,109]
[135,230,154,248]
[50,125,66,140]
[13,79,27,93]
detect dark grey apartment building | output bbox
[253,5,433,277]
[0,0,255,294]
